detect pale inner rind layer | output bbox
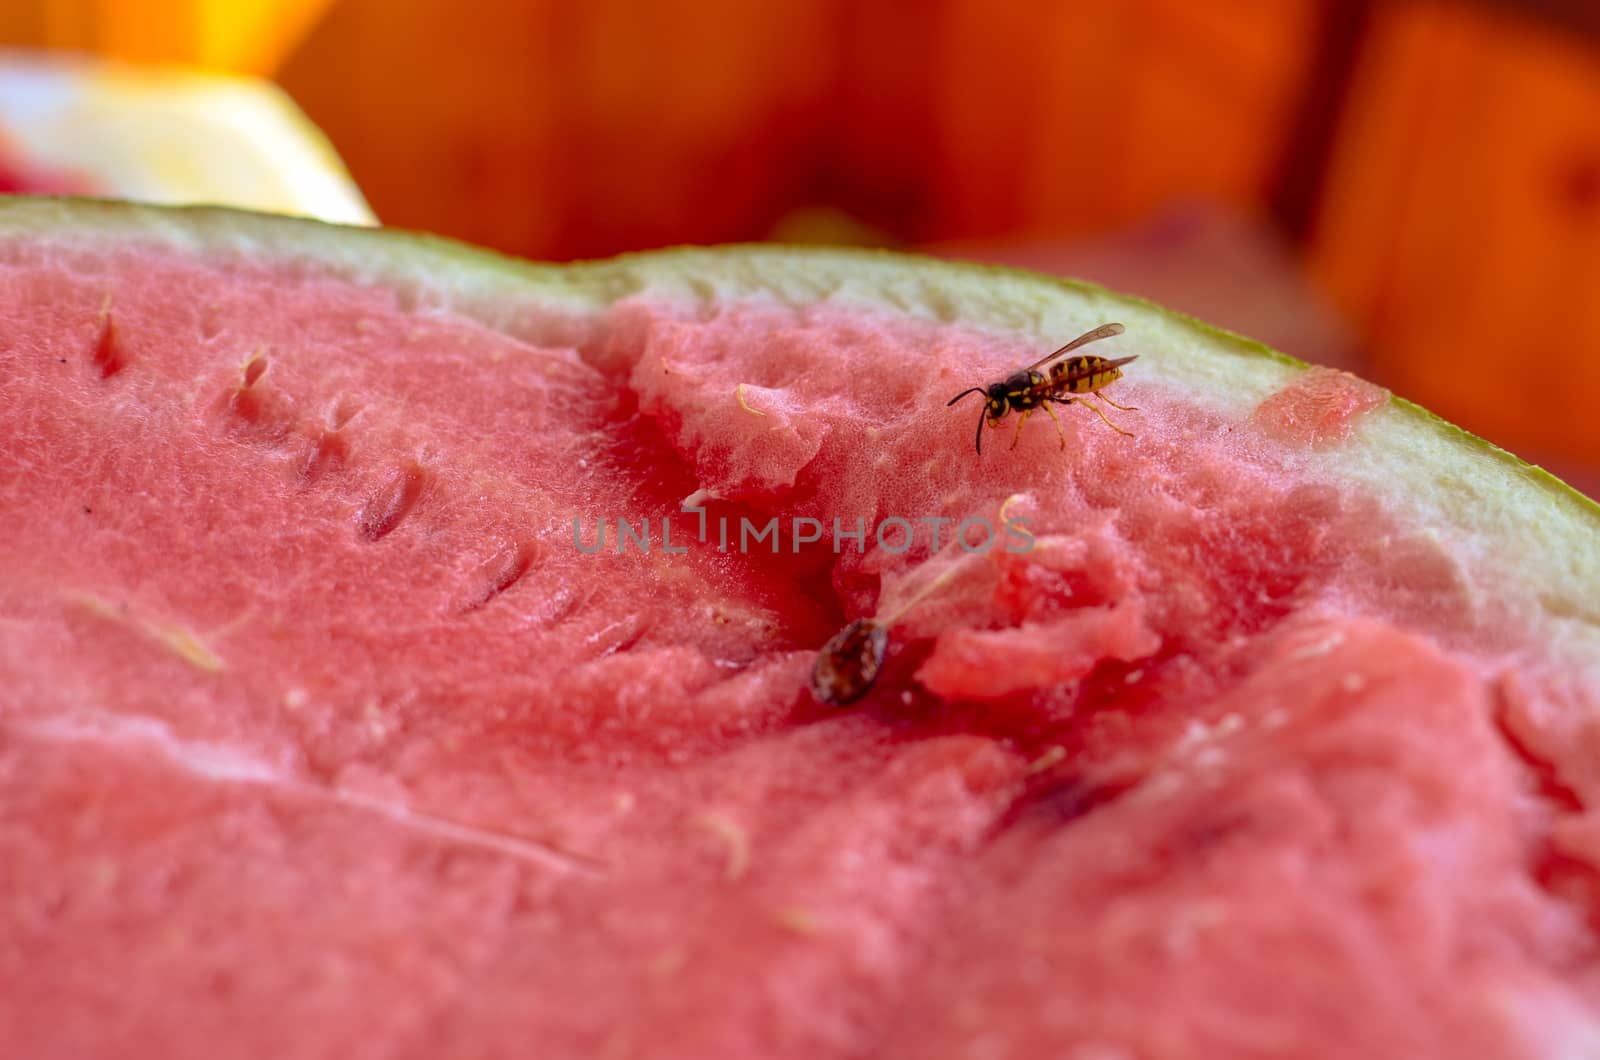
[5,195,1593,674]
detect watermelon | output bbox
[0,52,375,224]
[3,197,1599,1060]
[0,139,95,196]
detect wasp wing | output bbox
[1025,322,1125,372]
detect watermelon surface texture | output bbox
[4,198,1600,1060]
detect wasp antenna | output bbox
[948,387,986,407]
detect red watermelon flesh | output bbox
[3,200,1600,1059]
[0,146,94,195]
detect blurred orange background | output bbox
[3,0,1599,495]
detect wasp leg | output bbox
[1009,410,1032,450]
[1042,400,1067,450]
[1098,389,1138,412]
[1077,398,1134,438]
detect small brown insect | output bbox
[947,322,1138,454]
[809,562,968,708]
[810,618,888,706]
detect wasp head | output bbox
[947,381,1014,455]
[985,383,1009,421]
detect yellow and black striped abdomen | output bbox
[1050,355,1123,394]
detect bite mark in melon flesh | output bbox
[3,199,1600,1059]
[1251,364,1390,448]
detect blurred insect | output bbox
[810,561,969,708]
[810,617,888,706]
[946,322,1138,454]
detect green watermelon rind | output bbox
[8,194,1599,657]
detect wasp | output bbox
[947,322,1137,454]
[810,617,888,706]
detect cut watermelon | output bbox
[0,52,375,224]
[3,197,1599,1060]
